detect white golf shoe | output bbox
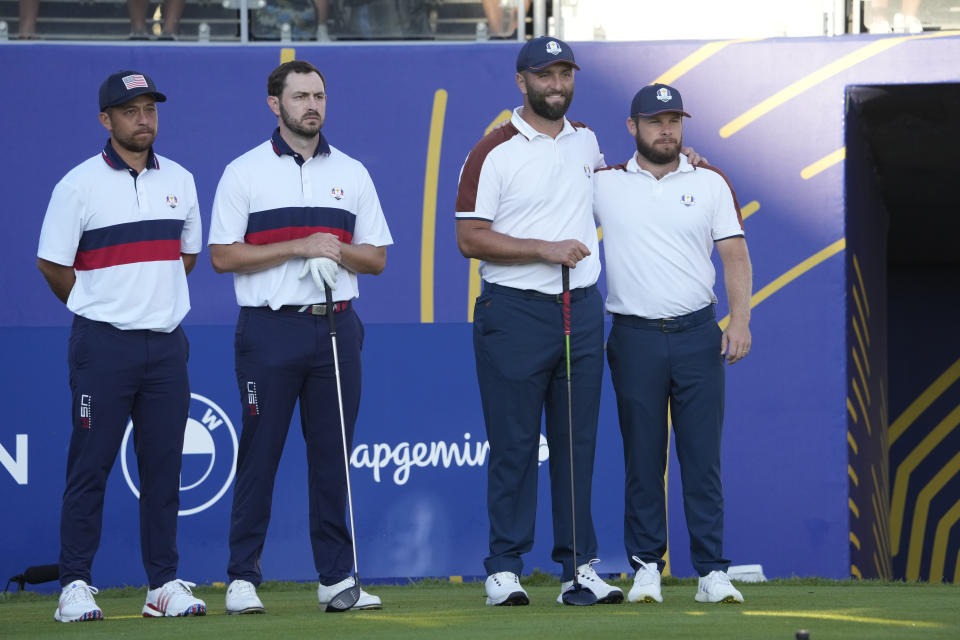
[556,560,623,604]
[695,570,744,603]
[628,557,663,603]
[317,576,382,610]
[484,571,529,606]
[54,580,103,622]
[226,579,265,614]
[142,579,206,617]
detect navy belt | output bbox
[271,301,351,316]
[613,305,715,333]
[483,281,596,303]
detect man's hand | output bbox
[541,239,591,268]
[297,232,341,261]
[299,257,339,290]
[721,318,751,364]
[681,146,708,167]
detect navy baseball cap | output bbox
[516,36,580,72]
[99,70,167,111]
[630,83,691,118]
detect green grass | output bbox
[2,577,958,639]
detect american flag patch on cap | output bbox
[122,74,148,90]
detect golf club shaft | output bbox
[325,284,360,582]
[562,265,580,587]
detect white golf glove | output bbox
[298,257,339,290]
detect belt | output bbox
[482,281,596,303]
[275,301,351,316]
[613,305,715,333]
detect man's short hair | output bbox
[267,60,327,98]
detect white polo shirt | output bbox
[37,142,202,333]
[455,107,604,294]
[209,130,393,308]
[593,153,744,318]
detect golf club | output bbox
[560,265,598,607]
[323,282,362,613]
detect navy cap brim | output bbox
[524,59,580,72]
[632,107,691,118]
[101,89,167,112]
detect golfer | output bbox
[594,83,752,604]
[209,59,392,614]
[455,37,622,606]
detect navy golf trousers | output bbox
[227,305,362,586]
[60,315,190,589]
[474,282,603,582]
[606,304,730,577]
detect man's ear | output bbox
[267,95,281,117]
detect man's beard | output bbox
[527,82,573,121]
[114,128,156,153]
[280,101,323,138]
[636,132,681,164]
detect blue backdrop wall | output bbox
[2,33,959,588]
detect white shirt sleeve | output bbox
[351,165,393,247]
[208,163,250,246]
[37,178,84,267]
[180,173,203,254]
[711,175,745,241]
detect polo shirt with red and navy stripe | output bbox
[38,140,202,332]
[208,129,393,308]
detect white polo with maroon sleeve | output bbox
[593,153,744,318]
[455,107,604,294]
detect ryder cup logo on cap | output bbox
[630,83,692,118]
[516,36,580,72]
[99,69,167,112]
[121,393,238,516]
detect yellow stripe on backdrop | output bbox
[906,450,960,580]
[889,357,960,445]
[719,31,960,138]
[740,201,760,220]
[801,148,845,180]
[718,238,845,331]
[653,39,763,85]
[420,89,448,323]
[890,403,960,553]
[280,47,296,63]
[847,429,858,454]
[928,499,960,583]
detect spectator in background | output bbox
[18,0,39,38]
[128,0,185,39]
[867,0,923,33]
[482,0,530,38]
[311,0,330,40]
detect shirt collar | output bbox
[626,151,694,177]
[270,127,331,165]
[100,139,159,173]
[510,107,576,141]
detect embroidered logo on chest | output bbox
[680,194,695,206]
[166,195,179,208]
[331,188,344,200]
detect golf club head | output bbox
[325,584,361,612]
[561,582,598,606]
